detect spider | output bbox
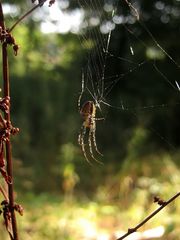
[78,76,104,164]
[78,20,114,164]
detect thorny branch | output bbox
[116,192,180,240]
[0,1,55,239]
[0,3,21,239]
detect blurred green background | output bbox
[0,0,180,239]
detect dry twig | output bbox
[116,192,180,240]
[0,1,55,239]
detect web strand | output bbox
[78,0,180,150]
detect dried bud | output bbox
[154,196,159,203]
[1,200,8,206]
[4,131,10,141]
[6,34,15,45]
[14,204,23,216]
[154,196,166,206]
[4,174,12,184]
[11,127,20,135]
[13,44,19,56]
[49,0,55,7]
[37,0,46,6]
[0,96,10,113]
[128,228,134,234]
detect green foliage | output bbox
[7,24,84,192]
[1,192,179,240]
[5,0,179,197]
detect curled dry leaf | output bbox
[14,204,24,216]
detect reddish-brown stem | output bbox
[116,192,180,240]
[0,3,19,240]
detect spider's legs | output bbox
[89,126,103,165]
[78,72,85,112]
[78,126,92,165]
[91,123,103,157]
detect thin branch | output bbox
[9,1,46,32]
[116,192,180,240]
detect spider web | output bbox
[78,0,180,153]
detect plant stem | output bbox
[116,192,180,240]
[3,45,19,240]
[0,3,19,240]
[9,1,46,32]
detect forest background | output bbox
[0,0,180,239]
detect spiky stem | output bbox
[0,3,19,240]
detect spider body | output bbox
[80,101,96,128]
[78,99,103,164]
